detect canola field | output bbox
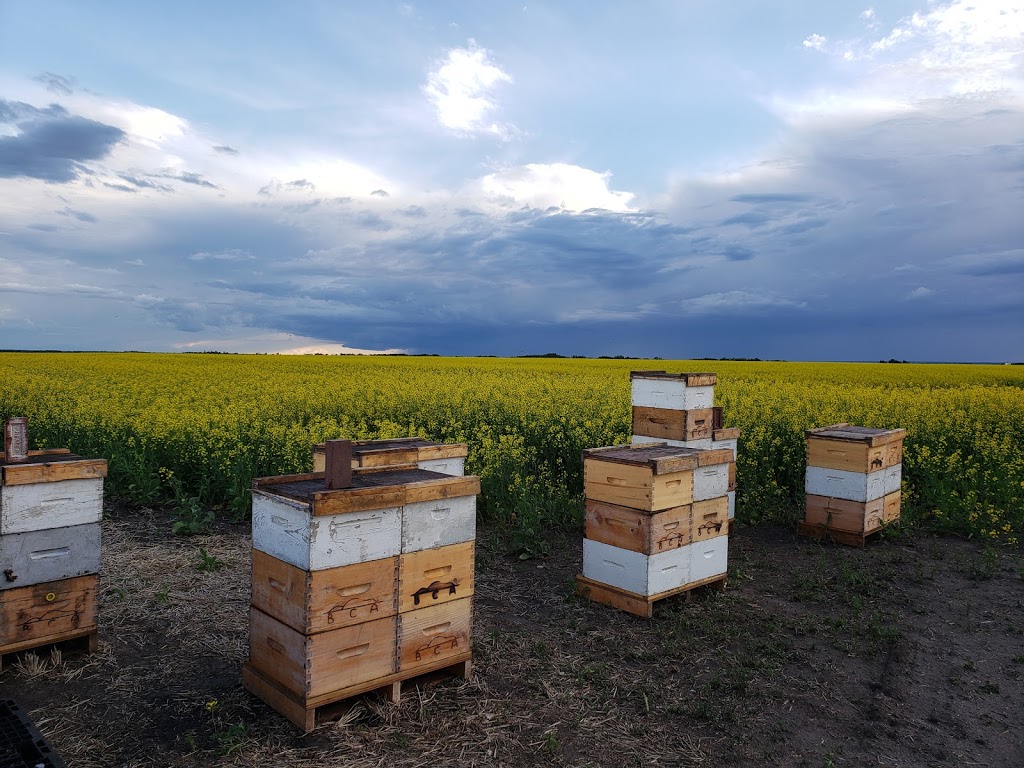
[0,352,1021,549]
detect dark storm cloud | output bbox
[0,100,124,182]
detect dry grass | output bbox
[0,508,1021,767]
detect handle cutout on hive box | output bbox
[602,559,626,570]
[336,643,370,660]
[605,476,628,487]
[665,479,682,488]
[268,577,288,592]
[662,521,680,530]
[430,507,451,521]
[336,582,371,597]
[423,621,452,636]
[40,498,72,509]
[30,547,70,560]
[424,565,452,579]
[266,638,286,654]
[271,515,290,526]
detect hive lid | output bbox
[253,468,480,515]
[1,451,107,486]
[583,442,733,473]
[805,423,907,446]
[312,437,468,466]
[629,370,717,386]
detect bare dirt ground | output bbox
[2,503,1022,768]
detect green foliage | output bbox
[1,353,1021,544]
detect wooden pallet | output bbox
[797,521,893,548]
[0,628,97,672]
[242,653,472,732]
[575,573,727,619]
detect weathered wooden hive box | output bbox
[578,442,732,617]
[801,424,905,545]
[244,459,480,732]
[0,450,105,665]
[312,438,468,476]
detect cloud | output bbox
[944,249,1024,276]
[424,43,514,137]
[34,72,76,96]
[803,34,827,51]
[907,286,934,299]
[681,291,806,314]
[480,163,634,212]
[56,207,97,223]
[188,249,255,262]
[212,145,239,155]
[0,100,125,182]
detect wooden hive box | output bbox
[0,574,98,650]
[631,406,715,442]
[805,424,905,474]
[582,537,728,596]
[804,491,901,535]
[1,452,106,535]
[583,443,732,512]
[251,469,479,570]
[313,438,468,477]
[711,428,740,462]
[0,523,102,590]
[805,464,901,503]
[630,371,716,411]
[584,499,692,554]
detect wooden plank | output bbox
[584,499,692,554]
[399,541,474,613]
[713,427,741,441]
[254,471,325,488]
[324,440,354,490]
[417,457,466,476]
[582,538,692,595]
[631,406,715,442]
[0,574,98,646]
[398,597,472,674]
[629,371,717,386]
[727,461,736,492]
[584,460,693,511]
[882,490,901,523]
[311,485,409,516]
[401,495,476,553]
[251,550,398,634]
[243,653,472,733]
[0,523,101,590]
[693,463,729,501]
[251,493,401,571]
[575,572,727,619]
[2,458,106,487]
[805,466,889,502]
[804,494,884,533]
[797,521,890,548]
[249,607,397,700]
[691,497,729,542]
[1,477,103,535]
[804,424,907,447]
[0,627,97,670]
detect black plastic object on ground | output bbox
[0,700,66,768]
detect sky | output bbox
[1,1,1022,361]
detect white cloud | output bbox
[424,42,514,137]
[171,333,405,355]
[479,163,634,212]
[803,33,827,51]
[781,0,1024,123]
[907,286,934,299]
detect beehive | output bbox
[0,450,104,667]
[577,443,732,617]
[800,424,906,546]
[312,438,468,476]
[244,452,479,732]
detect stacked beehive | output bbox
[629,371,740,523]
[0,449,104,668]
[312,437,468,477]
[576,441,733,618]
[243,439,478,732]
[798,424,905,547]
